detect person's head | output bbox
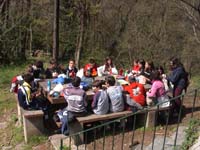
[145,61,155,70]
[105,57,113,66]
[49,59,57,68]
[105,76,116,86]
[169,57,181,70]
[133,59,139,66]
[138,59,145,69]
[157,66,165,75]
[71,76,81,87]
[23,73,34,84]
[92,80,104,92]
[89,58,96,68]
[69,59,75,68]
[150,70,161,81]
[35,60,44,69]
[128,76,136,83]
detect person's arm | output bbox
[167,69,181,84]
[63,88,70,102]
[146,82,157,97]
[125,94,143,109]
[83,92,87,107]
[111,67,118,75]
[92,91,101,109]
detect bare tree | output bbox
[53,0,59,60]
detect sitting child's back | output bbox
[105,76,124,112]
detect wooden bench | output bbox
[68,111,132,145]
[68,106,171,145]
[20,107,45,143]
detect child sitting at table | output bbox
[123,76,146,111]
[57,76,87,135]
[105,76,124,112]
[17,73,47,110]
[146,70,169,107]
[91,80,109,115]
[45,59,62,78]
[65,59,78,78]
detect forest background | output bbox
[0,0,200,149]
[0,0,200,74]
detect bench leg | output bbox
[146,111,157,128]
[17,103,22,126]
[23,115,45,143]
[69,121,84,146]
[14,94,22,126]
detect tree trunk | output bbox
[53,0,59,60]
[27,0,32,56]
[75,2,85,68]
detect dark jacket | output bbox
[167,66,187,89]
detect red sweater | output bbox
[123,82,146,106]
[84,63,98,77]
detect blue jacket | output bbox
[167,66,187,89]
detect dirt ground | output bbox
[80,93,200,150]
[0,91,199,150]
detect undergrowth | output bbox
[181,119,200,150]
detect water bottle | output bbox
[47,80,51,92]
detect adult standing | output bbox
[167,57,188,113]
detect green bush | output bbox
[181,119,200,150]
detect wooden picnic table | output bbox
[38,77,151,104]
[38,79,94,104]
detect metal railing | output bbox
[59,88,200,150]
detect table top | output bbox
[38,78,151,104]
[38,79,94,104]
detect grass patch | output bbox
[28,135,48,145]
[190,75,200,89]
[12,126,24,144]
[21,135,48,150]
[60,145,71,150]
[181,119,200,150]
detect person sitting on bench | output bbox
[146,70,169,107]
[123,76,146,111]
[91,80,109,115]
[57,76,87,135]
[17,73,47,110]
[105,76,124,112]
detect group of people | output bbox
[10,56,189,135]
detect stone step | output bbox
[49,134,85,150]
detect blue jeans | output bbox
[57,109,70,135]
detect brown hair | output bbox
[150,70,162,81]
[92,80,105,89]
